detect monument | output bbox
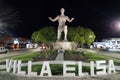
[49,8,76,50]
[48,8,74,41]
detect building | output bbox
[0,36,29,49]
[102,38,120,49]
[0,31,31,49]
[93,38,120,49]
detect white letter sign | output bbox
[40,61,52,77]
[63,61,76,77]
[96,60,107,75]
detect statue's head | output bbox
[60,8,65,14]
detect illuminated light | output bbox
[116,22,120,29]
[110,20,120,33]
[89,35,92,38]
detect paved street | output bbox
[0,49,28,58]
[0,48,33,63]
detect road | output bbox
[0,48,40,63]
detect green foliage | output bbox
[64,50,88,61]
[32,65,42,74]
[11,52,40,61]
[31,30,46,43]
[10,50,57,61]
[75,26,85,45]
[68,27,84,43]
[68,26,95,47]
[40,27,57,42]
[84,28,96,46]
[31,26,57,43]
[50,64,63,75]
[38,50,57,60]
[84,51,110,61]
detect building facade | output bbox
[93,38,120,49]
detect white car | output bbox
[0,47,8,53]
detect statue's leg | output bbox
[57,28,62,41]
[64,25,68,41]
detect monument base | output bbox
[53,41,77,50]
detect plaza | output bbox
[0,1,120,80]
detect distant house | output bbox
[0,36,29,49]
[0,31,30,49]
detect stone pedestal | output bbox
[53,41,77,50]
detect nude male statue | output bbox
[48,8,74,41]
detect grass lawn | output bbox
[8,50,57,61]
[84,51,120,65]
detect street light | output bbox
[112,20,120,32]
[115,21,120,29]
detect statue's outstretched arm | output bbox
[67,17,74,22]
[48,16,59,22]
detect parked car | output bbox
[0,47,8,53]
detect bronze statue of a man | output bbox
[48,8,74,41]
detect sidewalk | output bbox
[0,72,120,80]
[55,49,64,61]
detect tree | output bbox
[31,30,46,43]
[31,26,57,43]
[39,27,57,42]
[67,27,76,41]
[68,26,95,47]
[84,28,96,47]
[75,26,85,45]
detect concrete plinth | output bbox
[53,41,77,50]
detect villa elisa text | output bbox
[6,59,116,77]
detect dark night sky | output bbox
[2,0,120,41]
